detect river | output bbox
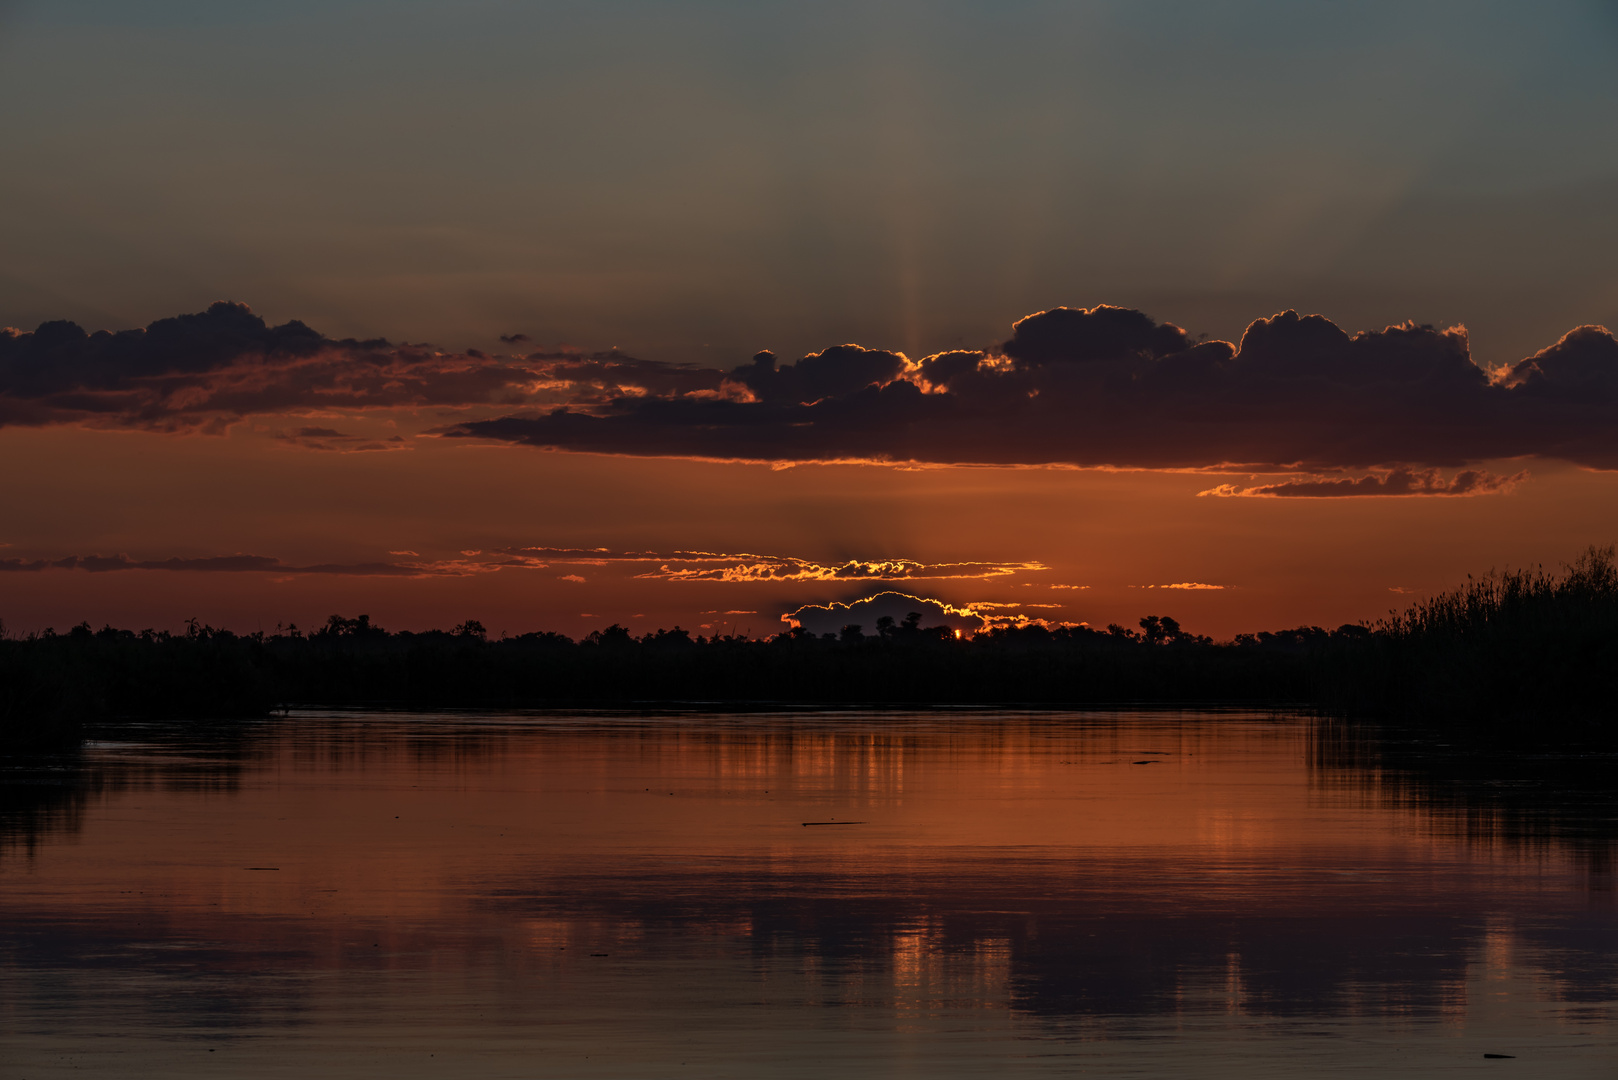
[2,709,1613,1077]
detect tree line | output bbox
[3,546,1615,749]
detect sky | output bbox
[3,0,1618,639]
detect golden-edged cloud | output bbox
[10,301,1618,476]
[446,307,1618,472]
[631,554,1045,583]
[782,592,987,634]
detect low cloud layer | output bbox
[10,301,1618,473]
[1200,466,1529,498]
[0,545,1037,584]
[448,307,1618,472]
[487,547,1040,581]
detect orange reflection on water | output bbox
[2,710,1614,1079]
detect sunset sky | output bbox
[3,0,1618,639]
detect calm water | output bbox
[2,710,1614,1078]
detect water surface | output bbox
[2,710,1614,1077]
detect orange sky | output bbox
[3,3,1617,639]
[4,417,1616,639]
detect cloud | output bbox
[1199,466,1528,498]
[782,592,986,635]
[483,546,1040,581]
[0,302,729,434]
[16,301,1618,473]
[729,346,909,404]
[1132,582,1225,590]
[558,574,587,583]
[627,553,1044,583]
[443,307,1618,471]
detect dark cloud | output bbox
[1201,466,1528,498]
[728,345,908,404]
[1503,325,1618,397]
[1001,305,1192,365]
[0,302,726,433]
[782,592,985,636]
[13,301,1618,473]
[444,306,1618,472]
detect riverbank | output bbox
[4,546,1614,751]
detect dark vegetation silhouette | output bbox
[1331,545,1618,732]
[3,547,1616,749]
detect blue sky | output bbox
[4,0,1616,366]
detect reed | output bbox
[1329,545,1618,736]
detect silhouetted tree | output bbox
[584,624,634,648]
[318,614,385,638]
[8,547,1617,751]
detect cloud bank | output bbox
[9,301,1618,473]
[447,307,1618,472]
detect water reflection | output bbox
[1,724,258,863]
[2,711,1615,1077]
[1310,719,1618,880]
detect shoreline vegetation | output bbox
[3,547,1615,751]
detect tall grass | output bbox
[1334,545,1618,734]
[1383,544,1618,640]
